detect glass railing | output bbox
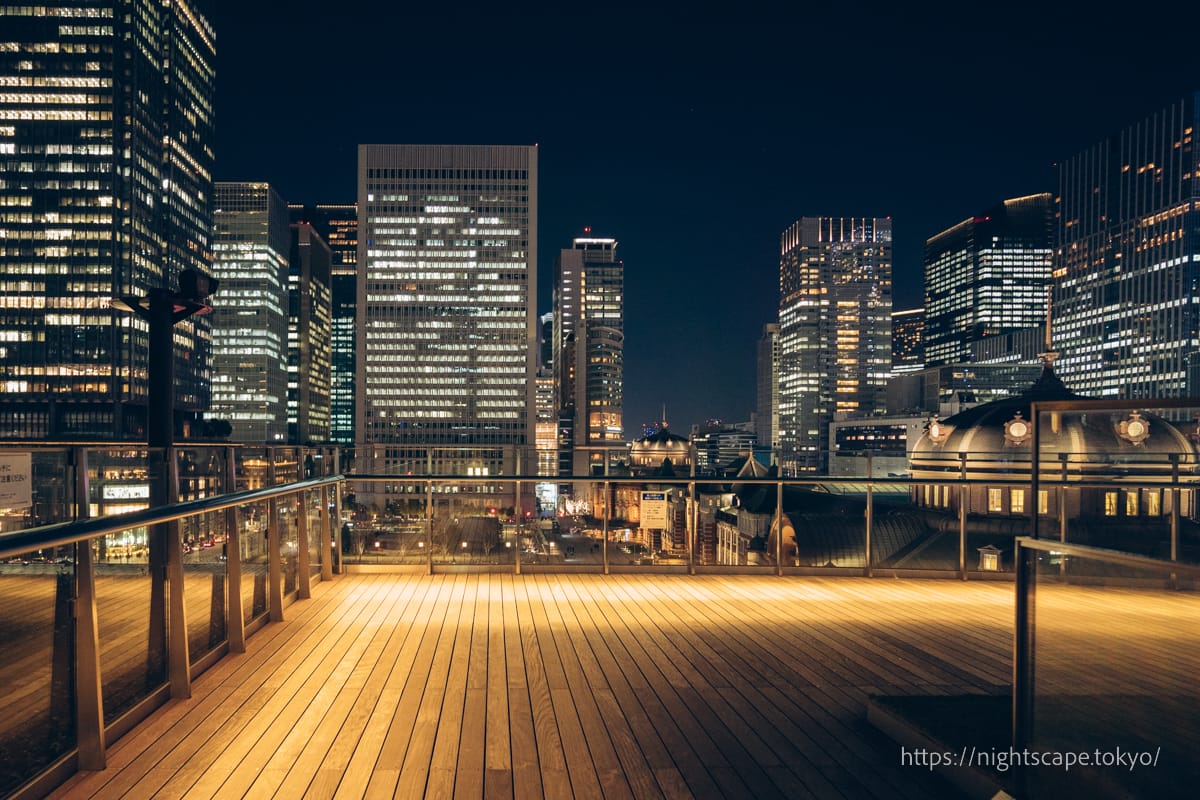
[1014,538,1200,799]
[0,472,341,799]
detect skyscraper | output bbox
[288,222,332,444]
[356,144,537,476]
[891,308,925,374]
[778,217,892,474]
[1055,94,1200,399]
[210,183,289,443]
[288,203,357,445]
[553,235,624,477]
[755,322,780,456]
[0,1,216,439]
[924,194,1053,367]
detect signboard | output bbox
[0,452,32,509]
[102,484,151,501]
[640,491,668,529]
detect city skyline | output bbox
[205,2,1200,433]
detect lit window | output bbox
[1126,491,1138,517]
[1037,490,1048,515]
[1104,492,1118,516]
[1147,490,1161,516]
[987,488,1003,513]
[1010,489,1025,514]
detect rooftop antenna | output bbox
[662,402,668,429]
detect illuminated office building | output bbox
[0,1,216,439]
[778,217,892,474]
[1054,94,1200,399]
[891,308,925,374]
[357,144,537,477]
[755,323,780,455]
[210,183,289,442]
[553,235,624,477]
[924,194,1053,367]
[289,203,357,445]
[289,222,332,444]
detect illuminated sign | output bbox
[640,491,668,529]
[0,452,31,508]
[102,484,151,500]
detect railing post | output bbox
[224,446,245,653]
[268,495,283,622]
[72,447,106,769]
[958,453,968,580]
[332,476,344,575]
[775,479,783,576]
[864,480,874,578]
[1013,538,1036,757]
[320,485,334,582]
[165,447,191,698]
[296,490,311,599]
[1030,402,1041,540]
[602,480,610,575]
[425,479,434,575]
[688,480,697,575]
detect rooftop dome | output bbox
[910,362,1197,477]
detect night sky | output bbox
[208,1,1200,435]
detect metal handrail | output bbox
[1013,535,1200,576]
[0,474,342,561]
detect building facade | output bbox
[356,144,537,477]
[289,222,332,444]
[1054,95,1200,399]
[210,183,289,442]
[778,217,892,474]
[0,1,216,439]
[924,194,1054,367]
[755,322,780,457]
[553,235,624,478]
[289,203,357,446]
[891,307,925,374]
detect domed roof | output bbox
[630,426,689,453]
[910,363,1197,468]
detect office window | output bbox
[988,488,1003,512]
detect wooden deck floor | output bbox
[48,574,1017,800]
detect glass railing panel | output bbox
[0,549,76,796]
[305,488,322,579]
[279,496,298,598]
[0,449,74,531]
[867,480,963,572]
[272,448,301,486]
[184,509,227,663]
[239,500,270,624]
[95,533,165,722]
[1026,551,1200,798]
[429,483,507,567]
[89,446,152,517]
[176,446,229,501]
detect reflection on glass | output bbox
[184,510,227,663]
[95,536,165,722]
[0,550,75,796]
[240,501,269,623]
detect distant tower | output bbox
[288,223,333,444]
[289,204,358,445]
[211,183,290,442]
[778,217,893,474]
[1054,94,1200,399]
[553,233,624,478]
[755,323,780,455]
[356,144,537,477]
[891,308,925,374]
[924,194,1053,367]
[0,2,217,439]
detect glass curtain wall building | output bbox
[755,322,780,456]
[924,194,1053,367]
[210,182,289,442]
[553,236,624,478]
[0,1,215,439]
[778,217,892,474]
[289,203,357,445]
[1054,94,1200,399]
[356,144,537,477]
[288,222,332,444]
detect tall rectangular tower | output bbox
[755,322,780,456]
[0,1,216,439]
[924,194,1053,367]
[289,223,333,444]
[778,217,892,474]
[356,144,537,476]
[289,203,357,445]
[1055,95,1200,398]
[553,235,624,477]
[211,183,290,443]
